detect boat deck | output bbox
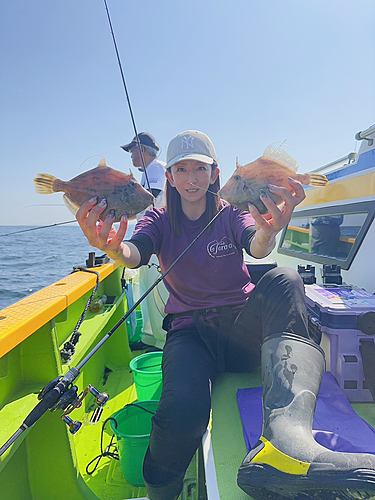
[211,371,262,500]
[2,257,375,499]
[210,370,375,500]
[75,367,147,500]
[73,363,201,500]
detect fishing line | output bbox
[189,182,221,197]
[0,220,77,237]
[76,203,227,370]
[0,204,227,457]
[103,0,153,198]
[1,3,231,454]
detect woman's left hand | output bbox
[249,177,305,256]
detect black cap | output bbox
[121,132,160,152]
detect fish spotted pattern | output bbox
[33,159,155,222]
[220,156,328,214]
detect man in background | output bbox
[121,132,166,207]
[121,132,168,350]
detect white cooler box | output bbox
[305,283,375,402]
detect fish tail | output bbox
[308,172,329,187]
[298,173,328,187]
[33,174,59,194]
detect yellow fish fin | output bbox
[308,173,329,187]
[33,174,57,194]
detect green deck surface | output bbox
[75,367,147,500]
[211,370,262,500]
[3,262,375,500]
[352,402,375,430]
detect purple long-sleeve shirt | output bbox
[132,202,256,330]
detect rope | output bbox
[85,404,156,475]
[60,268,101,362]
[86,417,119,475]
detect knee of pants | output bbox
[263,266,301,282]
[259,267,304,293]
[278,266,304,283]
[156,387,211,435]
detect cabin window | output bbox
[278,201,375,270]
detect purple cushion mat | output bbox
[237,372,375,453]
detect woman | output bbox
[77,131,374,500]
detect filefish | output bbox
[33,159,155,222]
[220,152,328,214]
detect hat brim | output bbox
[166,153,215,170]
[121,142,136,152]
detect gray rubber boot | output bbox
[237,332,375,500]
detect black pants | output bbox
[144,267,309,484]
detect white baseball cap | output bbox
[166,130,217,169]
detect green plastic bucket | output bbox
[110,401,159,487]
[130,351,163,401]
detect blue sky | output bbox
[1,0,374,226]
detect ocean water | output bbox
[0,223,135,311]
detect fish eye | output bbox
[234,175,241,181]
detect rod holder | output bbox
[62,415,82,434]
[88,385,109,406]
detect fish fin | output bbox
[80,155,107,169]
[129,168,134,176]
[63,194,80,215]
[33,174,58,194]
[263,144,299,172]
[308,173,329,187]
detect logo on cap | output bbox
[181,136,195,149]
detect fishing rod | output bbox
[0,203,226,457]
[1,0,228,459]
[0,220,77,237]
[6,7,153,241]
[103,0,153,197]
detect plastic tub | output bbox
[130,351,163,401]
[110,400,159,487]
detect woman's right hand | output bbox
[76,197,128,261]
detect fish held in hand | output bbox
[33,159,155,222]
[220,145,328,214]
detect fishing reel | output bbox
[59,385,109,434]
[38,375,109,435]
